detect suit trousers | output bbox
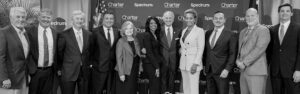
[240,72,267,94]
[161,64,176,93]
[181,70,200,94]
[0,78,28,94]
[271,74,300,94]
[61,67,89,94]
[29,68,54,94]
[207,73,229,94]
[92,70,109,94]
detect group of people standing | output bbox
[0,3,300,94]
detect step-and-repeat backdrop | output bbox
[90,0,250,32]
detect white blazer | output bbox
[179,25,205,71]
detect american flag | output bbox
[93,0,107,27]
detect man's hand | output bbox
[141,48,146,54]
[190,64,198,74]
[2,79,11,89]
[120,75,125,82]
[293,71,300,83]
[236,60,246,70]
[57,70,62,76]
[220,69,229,78]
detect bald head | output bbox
[245,8,259,26]
[162,11,175,27]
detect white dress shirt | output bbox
[209,25,224,45]
[38,25,54,67]
[103,26,114,45]
[278,20,291,39]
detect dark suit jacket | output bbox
[142,32,163,69]
[90,26,120,72]
[204,29,238,74]
[0,25,30,89]
[160,26,181,71]
[27,26,58,75]
[57,28,92,81]
[269,22,300,78]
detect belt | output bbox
[37,66,52,70]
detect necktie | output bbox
[18,29,29,58]
[238,28,251,59]
[77,31,83,53]
[43,30,49,66]
[279,25,285,45]
[167,28,172,47]
[107,28,112,46]
[182,29,191,42]
[210,29,218,48]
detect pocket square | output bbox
[175,38,180,40]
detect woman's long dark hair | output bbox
[145,16,161,40]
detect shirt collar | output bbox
[103,26,113,32]
[280,20,291,27]
[72,26,82,34]
[38,24,51,32]
[11,24,25,34]
[214,25,224,32]
[165,25,173,30]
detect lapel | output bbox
[273,24,281,46]
[32,27,39,56]
[213,29,227,49]
[69,28,81,53]
[113,28,119,46]
[122,38,134,56]
[183,26,195,43]
[51,28,57,54]
[82,29,88,53]
[98,26,110,45]
[238,28,247,52]
[160,26,169,48]
[9,25,25,58]
[281,23,294,46]
[170,27,179,48]
[206,30,214,49]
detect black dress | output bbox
[115,41,140,94]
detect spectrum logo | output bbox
[191,3,210,8]
[134,3,154,8]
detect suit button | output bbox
[279,49,282,52]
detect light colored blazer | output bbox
[179,25,205,71]
[115,37,141,76]
[237,24,270,75]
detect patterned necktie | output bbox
[107,28,112,46]
[167,28,172,47]
[279,25,285,45]
[43,29,49,66]
[210,29,218,48]
[238,28,251,59]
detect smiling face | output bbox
[102,14,114,28]
[184,13,196,27]
[72,14,85,29]
[163,11,175,27]
[149,19,158,33]
[279,6,293,22]
[245,8,259,26]
[124,24,134,36]
[10,9,27,28]
[38,12,52,28]
[213,12,225,28]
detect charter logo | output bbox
[122,15,138,21]
[221,3,238,8]
[134,3,153,8]
[191,3,210,8]
[164,2,180,8]
[204,16,213,21]
[235,16,245,22]
[108,2,124,8]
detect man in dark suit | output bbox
[204,11,238,94]
[57,10,92,94]
[0,7,29,94]
[268,3,300,94]
[90,11,120,94]
[160,11,181,94]
[27,9,57,94]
